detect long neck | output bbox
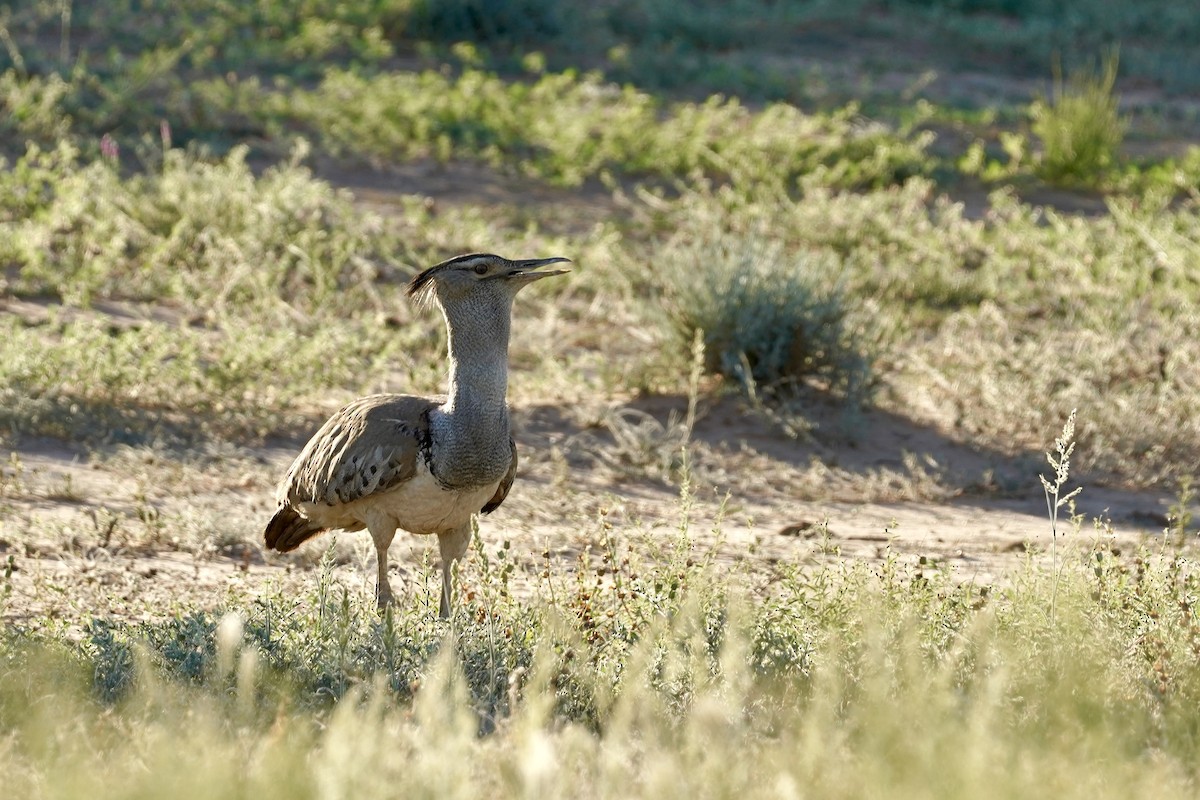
[443,306,511,418]
[430,295,514,487]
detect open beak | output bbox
[506,256,571,283]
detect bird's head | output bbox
[406,253,571,310]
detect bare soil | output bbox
[0,386,1179,627]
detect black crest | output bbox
[406,253,500,301]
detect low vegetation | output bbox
[283,67,934,191]
[3,136,1197,476]
[5,508,1200,798]
[1,141,397,312]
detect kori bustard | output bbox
[264,253,569,617]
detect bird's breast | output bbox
[319,459,499,536]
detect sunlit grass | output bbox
[0,315,424,445]
[1,141,402,314]
[5,518,1200,799]
[282,67,932,191]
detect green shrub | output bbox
[1030,55,1126,187]
[0,71,73,145]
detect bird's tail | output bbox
[264,506,325,552]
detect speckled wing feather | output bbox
[278,394,437,508]
[480,438,517,514]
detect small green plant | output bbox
[1031,54,1126,187]
[1168,477,1196,548]
[0,554,13,611]
[1039,408,1081,616]
[0,452,26,498]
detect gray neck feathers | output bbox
[429,291,514,488]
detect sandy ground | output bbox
[0,390,1179,627]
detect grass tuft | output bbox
[1031,54,1126,187]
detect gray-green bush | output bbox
[657,231,873,403]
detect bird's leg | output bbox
[437,522,473,619]
[367,519,399,610]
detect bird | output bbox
[263,253,570,618]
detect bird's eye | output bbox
[473,263,489,275]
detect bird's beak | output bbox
[506,256,571,283]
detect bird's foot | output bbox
[375,584,396,613]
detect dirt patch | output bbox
[1,390,1181,626]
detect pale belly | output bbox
[298,462,498,535]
